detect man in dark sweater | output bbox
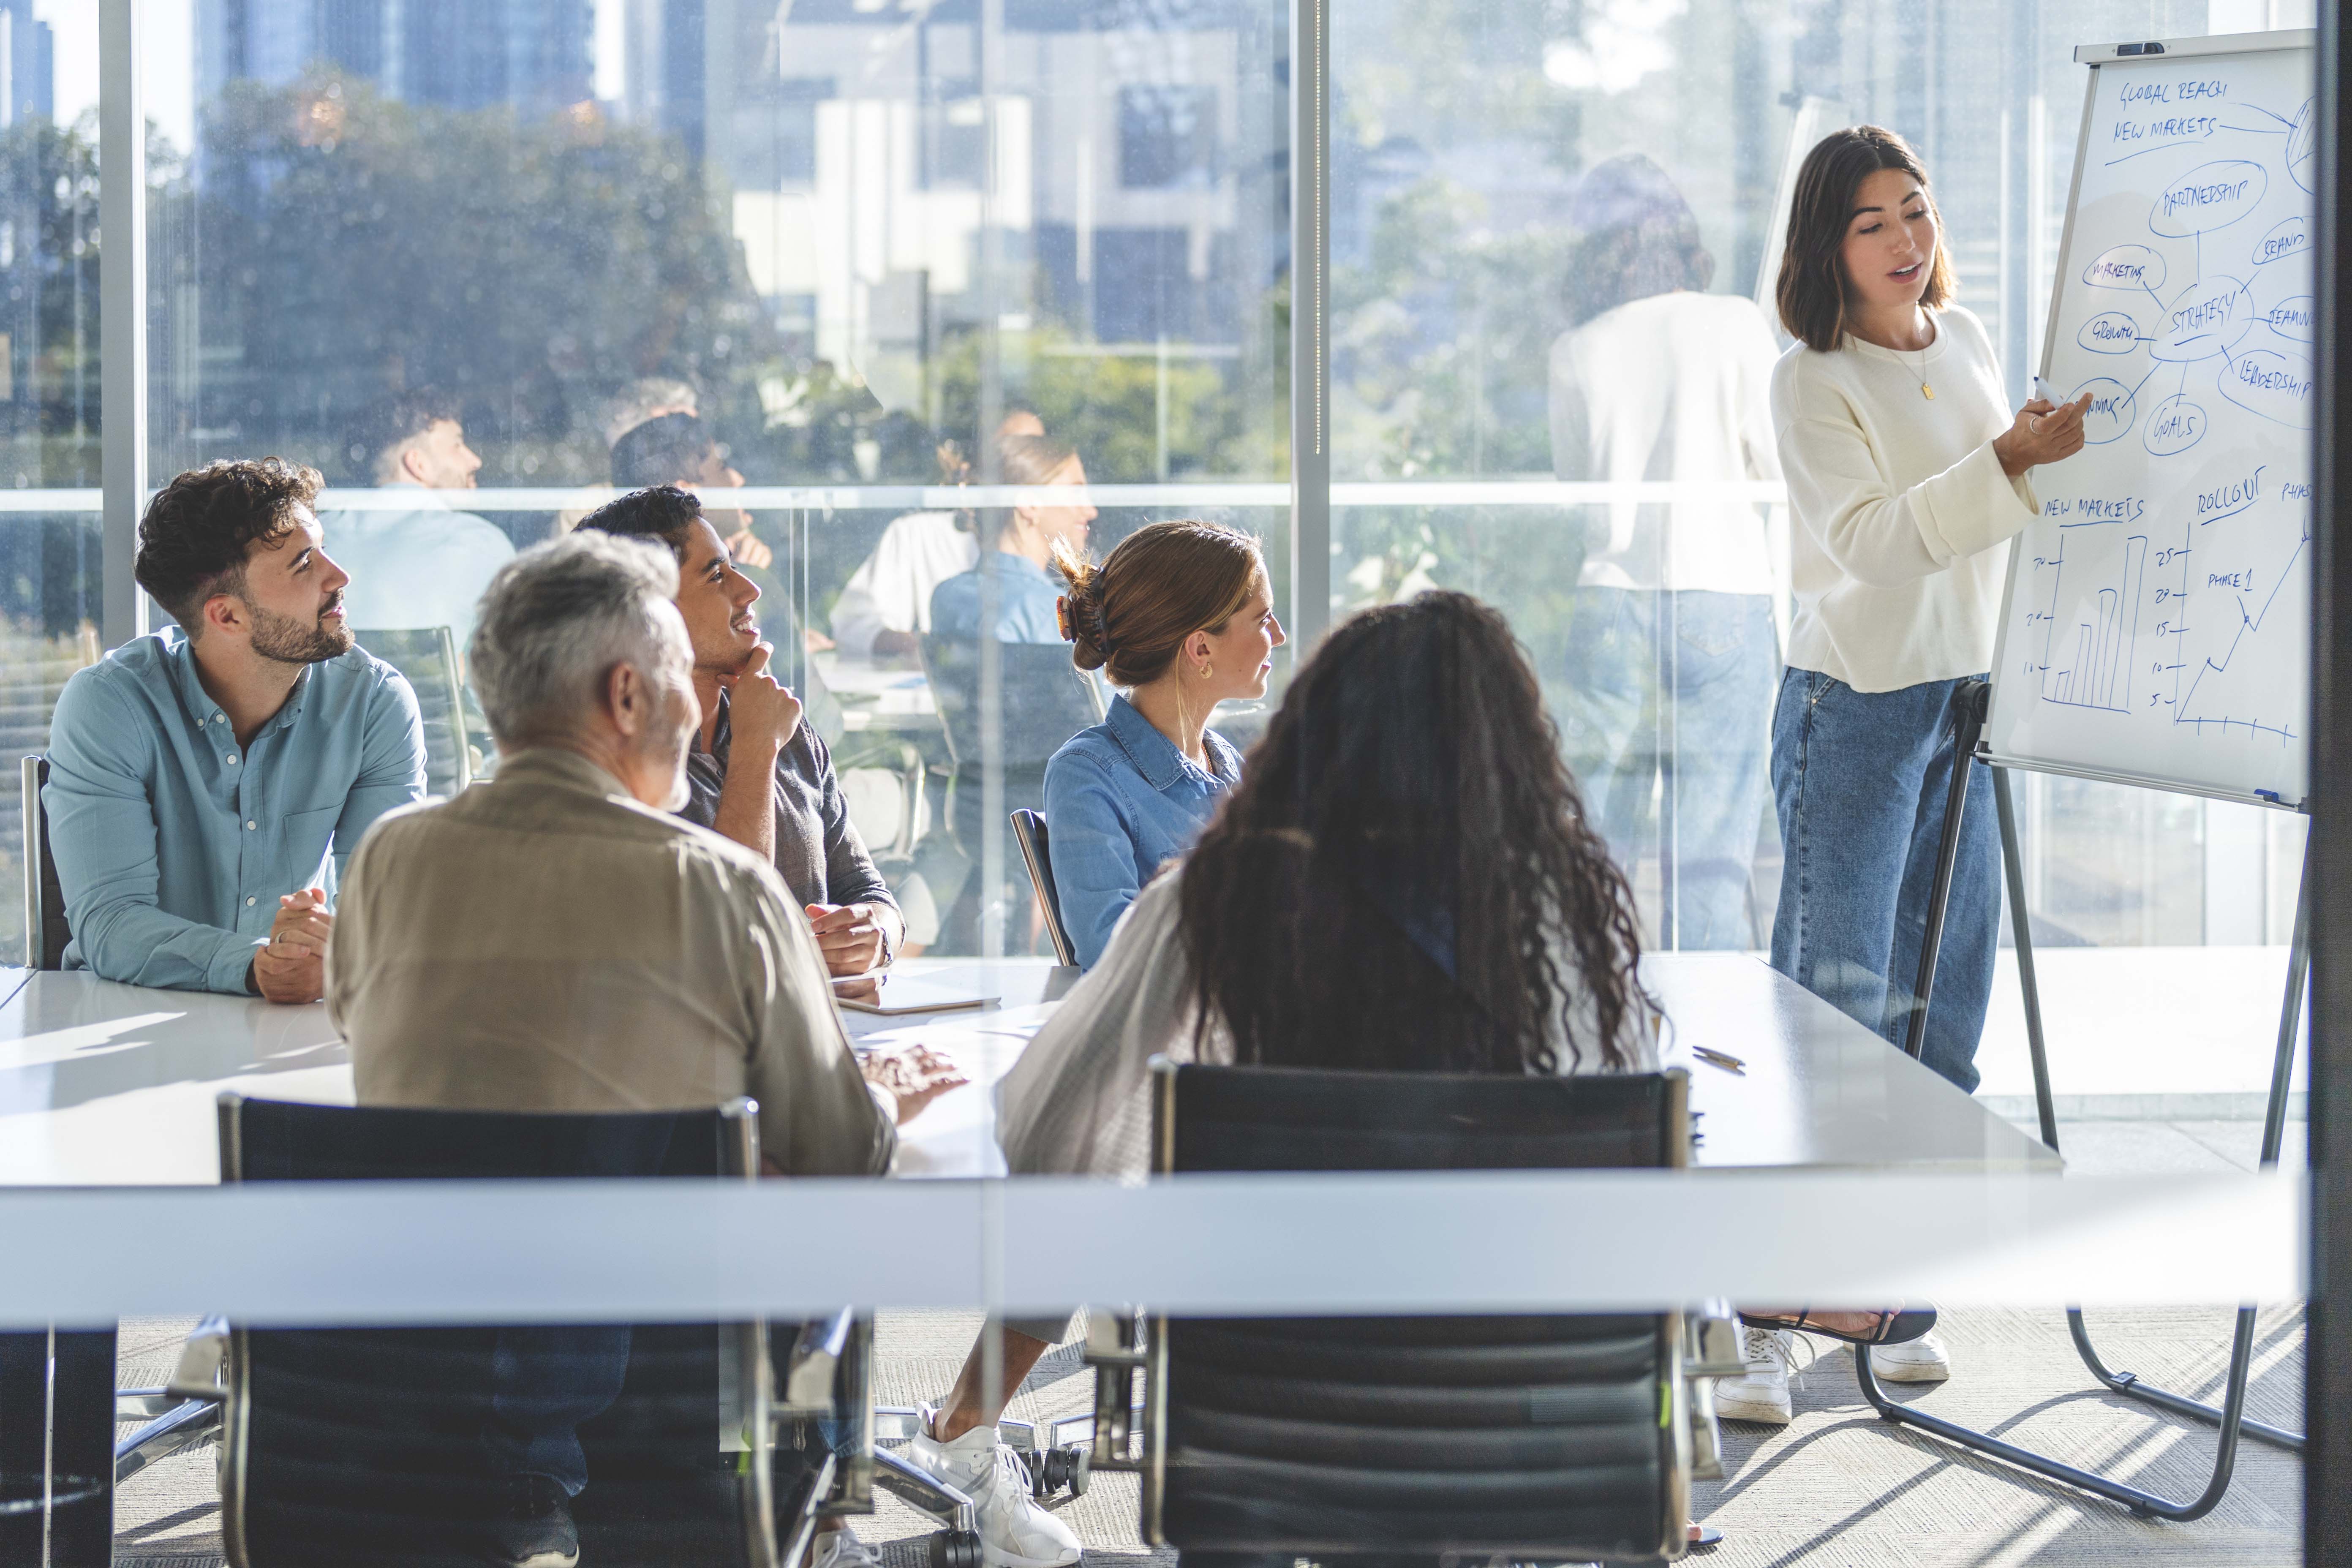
[575,487,903,978]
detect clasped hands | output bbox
[251,885,331,1004]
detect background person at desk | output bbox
[576,485,904,981]
[927,433,1101,952]
[1044,519,1278,968]
[830,409,1045,663]
[44,458,427,1003]
[611,410,777,575]
[928,432,1098,643]
[330,533,959,1568]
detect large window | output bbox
[141,0,1292,959]
[1323,0,2314,1059]
[0,0,96,964]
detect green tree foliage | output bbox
[0,112,102,466]
[160,74,781,484]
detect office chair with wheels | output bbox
[196,1094,846,1568]
[352,627,476,796]
[1082,1063,1742,1565]
[19,755,68,969]
[1010,809,1076,966]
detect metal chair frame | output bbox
[21,754,67,970]
[1010,809,1078,966]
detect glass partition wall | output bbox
[1322,0,2316,1084]
[142,0,1292,958]
[0,2,98,963]
[0,2,2317,1563]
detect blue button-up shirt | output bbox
[1043,694,1243,969]
[928,552,1067,644]
[43,628,427,994]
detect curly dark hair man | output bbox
[46,457,425,1006]
[134,457,346,660]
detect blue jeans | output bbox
[484,1326,633,1496]
[1767,669,1998,1092]
[1561,589,1778,950]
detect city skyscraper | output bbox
[196,0,592,117]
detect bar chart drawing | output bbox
[2036,530,2147,714]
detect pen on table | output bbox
[1690,1045,1746,1075]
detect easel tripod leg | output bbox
[1861,767,2305,1517]
[1901,679,1993,1064]
[2043,831,2308,1455]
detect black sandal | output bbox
[1737,1307,1937,1346]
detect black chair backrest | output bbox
[1009,809,1075,966]
[1162,1064,1686,1175]
[921,634,1103,773]
[217,1098,772,1568]
[1149,1064,1688,1563]
[22,755,68,970]
[221,1098,745,1185]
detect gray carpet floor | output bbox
[107,1116,2307,1566]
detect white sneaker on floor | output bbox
[1713,1326,1795,1425]
[813,1527,884,1568]
[1868,1328,1952,1383]
[906,1403,1083,1568]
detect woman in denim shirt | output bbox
[1043,520,1284,967]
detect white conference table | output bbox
[0,953,2055,1187]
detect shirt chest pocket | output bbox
[265,803,343,893]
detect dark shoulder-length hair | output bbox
[1775,125,1956,353]
[1565,153,1715,327]
[1176,591,1647,1077]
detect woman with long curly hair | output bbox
[994,589,1932,1441]
[997,589,1659,1177]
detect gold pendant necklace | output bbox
[1914,335,1934,399]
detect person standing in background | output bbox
[1549,154,1783,951]
[830,409,1046,663]
[323,389,515,657]
[1729,125,2088,1416]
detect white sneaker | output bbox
[1868,1328,1952,1383]
[906,1403,1083,1568]
[813,1527,884,1568]
[1713,1326,1795,1425]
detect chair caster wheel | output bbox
[928,1527,984,1568]
[1028,1442,1090,1499]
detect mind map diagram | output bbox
[2021,65,2312,754]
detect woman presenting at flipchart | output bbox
[1768,126,2090,1103]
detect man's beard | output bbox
[246,598,354,664]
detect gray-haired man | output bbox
[329,533,959,1568]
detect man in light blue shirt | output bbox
[323,389,515,655]
[44,458,427,1000]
